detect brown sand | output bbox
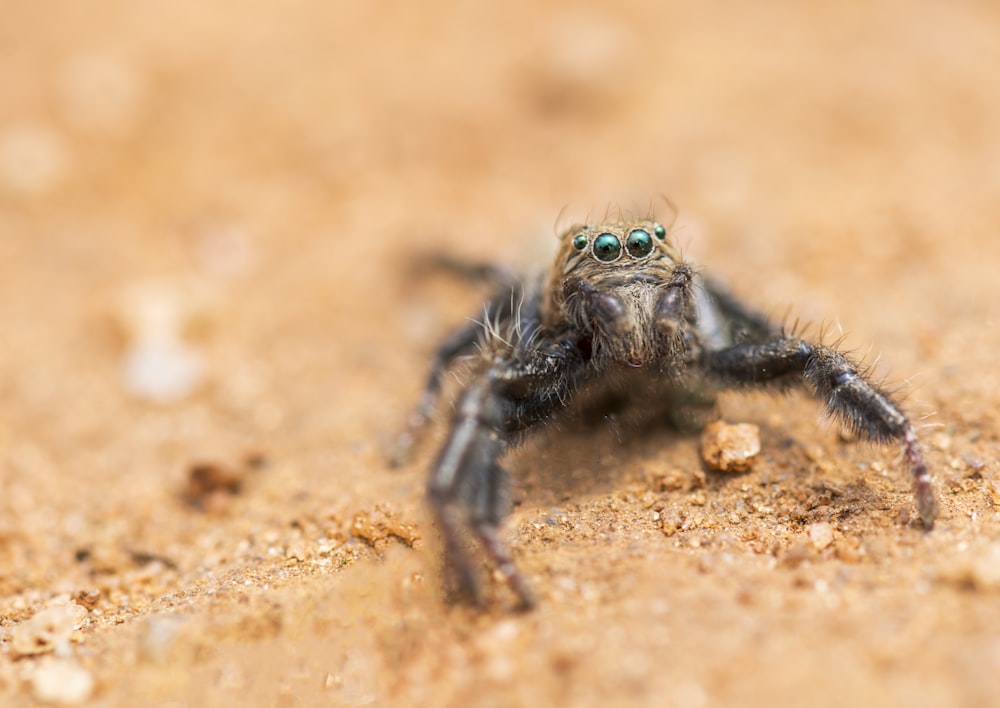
[2,1,1000,705]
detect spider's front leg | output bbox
[428,335,584,609]
[704,337,937,527]
[390,281,523,467]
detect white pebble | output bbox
[30,660,95,705]
[807,522,835,550]
[10,603,87,658]
[123,339,204,403]
[114,279,214,402]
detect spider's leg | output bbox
[427,335,585,608]
[416,255,517,287]
[700,276,779,342]
[391,284,522,466]
[390,320,485,466]
[703,337,937,528]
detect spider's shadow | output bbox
[506,412,708,509]
[504,393,888,526]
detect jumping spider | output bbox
[396,215,937,609]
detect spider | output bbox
[395,214,937,609]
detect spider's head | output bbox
[553,220,694,368]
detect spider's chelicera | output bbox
[395,216,938,609]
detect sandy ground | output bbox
[2,1,1000,706]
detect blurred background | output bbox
[3,0,997,481]
[1,0,999,704]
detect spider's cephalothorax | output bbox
[395,216,938,609]
[547,221,691,369]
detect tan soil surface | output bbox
[2,1,1000,706]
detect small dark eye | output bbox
[572,234,588,250]
[626,229,654,258]
[653,224,666,240]
[592,233,621,262]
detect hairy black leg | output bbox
[700,277,779,342]
[427,335,585,607]
[390,319,486,466]
[475,521,537,611]
[390,284,524,466]
[703,337,937,527]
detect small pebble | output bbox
[700,421,761,473]
[72,589,101,611]
[30,659,94,705]
[806,522,835,550]
[123,339,203,403]
[10,603,88,658]
[351,504,421,550]
[987,479,1000,506]
[183,460,246,513]
[114,279,214,402]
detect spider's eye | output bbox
[625,229,653,258]
[653,224,666,240]
[592,233,622,262]
[572,234,588,251]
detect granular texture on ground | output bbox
[2,2,1000,705]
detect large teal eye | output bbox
[626,229,653,258]
[592,233,621,262]
[572,234,588,250]
[653,224,666,240]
